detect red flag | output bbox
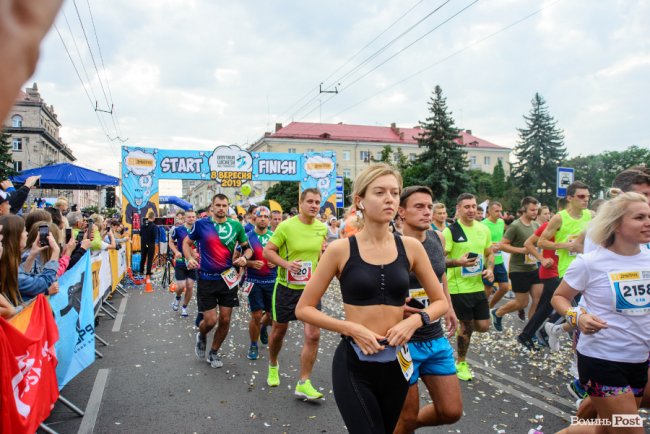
[0,295,60,434]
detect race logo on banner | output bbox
[49,251,95,389]
[1,295,59,434]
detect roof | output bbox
[267,122,508,149]
[11,163,119,190]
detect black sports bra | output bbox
[339,234,411,307]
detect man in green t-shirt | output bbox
[491,197,542,332]
[443,193,494,382]
[263,188,328,400]
[481,202,510,307]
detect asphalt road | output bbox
[41,273,643,434]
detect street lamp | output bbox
[536,182,553,204]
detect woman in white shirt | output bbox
[552,192,650,434]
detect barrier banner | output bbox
[48,252,95,390]
[1,295,59,434]
[91,251,113,309]
[109,250,119,292]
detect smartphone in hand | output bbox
[38,224,49,247]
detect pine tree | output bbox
[491,159,507,198]
[405,85,469,205]
[0,132,17,180]
[511,93,568,204]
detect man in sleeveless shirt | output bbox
[394,186,462,433]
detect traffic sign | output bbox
[556,167,574,198]
[336,176,344,208]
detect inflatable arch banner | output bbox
[121,145,336,253]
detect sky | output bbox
[29,0,650,194]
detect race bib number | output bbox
[524,252,538,265]
[408,288,429,308]
[397,345,414,381]
[461,255,483,278]
[241,280,254,295]
[608,270,650,315]
[567,234,579,257]
[492,243,502,257]
[220,267,240,289]
[288,261,312,286]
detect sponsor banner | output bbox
[2,295,59,433]
[48,252,95,389]
[91,251,113,309]
[300,151,337,217]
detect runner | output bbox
[552,192,650,434]
[394,186,462,433]
[491,197,542,332]
[295,164,448,434]
[270,210,282,232]
[431,202,448,232]
[244,205,257,232]
[481,201,510,308]
[184,194,251,369]
[243,206,276,360]
[443,193,494,381]
[475,206,485,222]
[262,188,328,399]
[169,210,198,317]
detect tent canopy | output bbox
[11,163,119,190]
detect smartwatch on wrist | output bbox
[417,311,431,326]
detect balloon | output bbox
[241,184,252,196]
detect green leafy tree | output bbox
[378,145,394,164]
[467,169,493,202]
[264,181,299,212]
[511,93,568,205]
[394,147,409,173]
[491,159,507,198]
[0,132,18,179]
[343,177,353,207]
[406,85,469,205]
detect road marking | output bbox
[473,371,570,421]
[111,295,129,332]
[467,357,574,408]
[78,369,110,434]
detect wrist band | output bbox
[565,306,587,328]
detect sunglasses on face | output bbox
[574,194,590,199]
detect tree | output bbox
[491,159,507,198]
[511,93,568,205]
[0,132,17,180]
[264,181,300,212]
[378,145,394,164]
[394,147,409,173]
[405,85,469,205]
[343,177,353,207]
[467,169,493,202]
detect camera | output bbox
[38,224,49,247]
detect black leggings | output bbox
[520,277,561,340]
[332,339,409,434]
[140,243,155,276]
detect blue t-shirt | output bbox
[245,229,277,284]
[188,217,248,280]
[170,225,190,263]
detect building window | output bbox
[343,168,351,178]
[288,148,296,153]
[360,150,370,162]
[484,156,491,166]
[12,138,22,151]
[13,161,22,171]
[469,156,477,165]
[307,148,314,153]
[11,115,23,128]
[343,151,350,161]
[409,153,416,162]
[375,151,382,161]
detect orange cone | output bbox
[144,276,154,293]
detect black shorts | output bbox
[450,292,489,321]
[174,263,197,281]
[196,279,239,312]
[272,282,320,323]
[577,351,648,398]
[509,270,541,293]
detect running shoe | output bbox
[295,380,323,400]
[517,334,536,351]
[171,299,179,311]
[260,325,269,345]
[527,430,544,434]
[207,350,223,368]
[195,332,206,359]
[267,364,280,387]
[504,291,515,299]
[518,309,526,321]
[567,379,588,400]
[247,344,259,360]
[490,308,503,332]
[455,361,473,381]
[534,330,549,348]
[181,307,188,317]
[544,322,563,353]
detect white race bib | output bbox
[461,255,483,278]
[220,267,240,289]
[397,345,413,381]
[241,280,254,295]
[287,261,312,286]
[608,270,650,316]
[408,288,429,308]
